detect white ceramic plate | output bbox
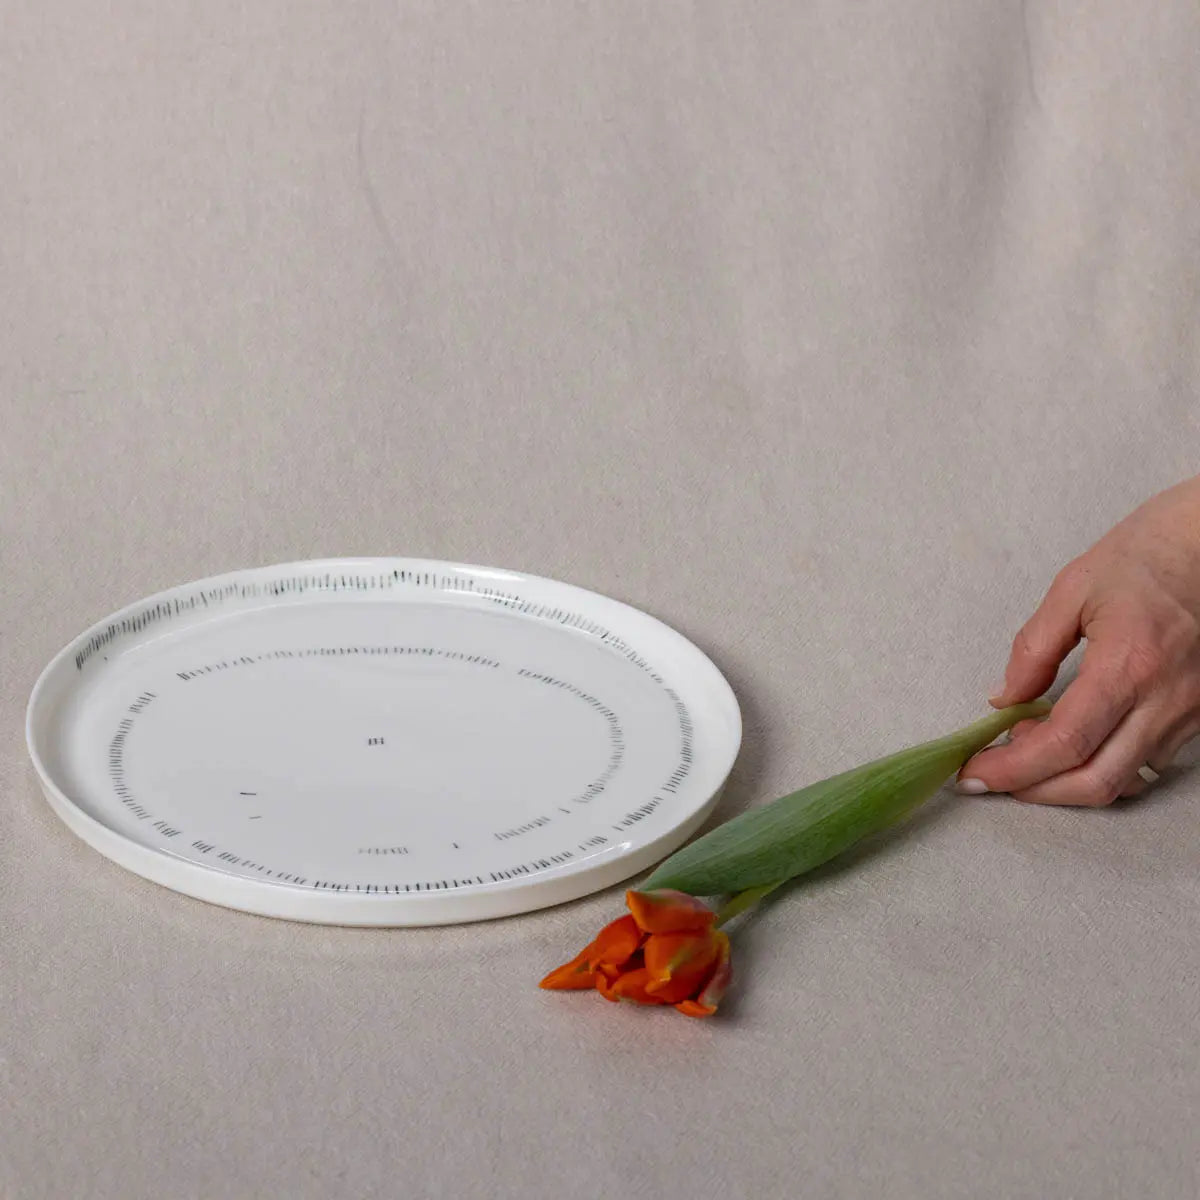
[26,559,741,925]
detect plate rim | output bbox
[26,556,743,925]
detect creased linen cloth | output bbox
[2,4,1198,1198]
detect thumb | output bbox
[990,568,1085,706]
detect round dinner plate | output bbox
[26,559,741,925]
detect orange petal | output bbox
[676,932,732,1016]
[594,970,622,1003]
[642,931,723,1004]
[602,967,667,1006]
[539,914,642,991]
[590,914,643,967]
[539,952,598,991]
[626,889,716,935]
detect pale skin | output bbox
[957,475,1200,806]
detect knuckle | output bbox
[1116,638,1164,693]
[1151,608,1200,673]
[1047,720,1097,765]
[1079,773,1122,807]
[1081,645,1145,700]
[1080,763,1123,811]
[1162,604,1200,649]
[1013,623,1052,662]
[1052,559,1091,595]
[1011,627,1034,658]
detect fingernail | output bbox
[988,682,1007,703]
[955,778,990,795]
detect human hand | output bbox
[956,475,1200,805]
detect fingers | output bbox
[1119,716,1200,796]
[1014,697,1196,805]
[961,687,1198,806]
[1010,703,1167,805]
[990,567,1086,707]
[959,643,1139,795]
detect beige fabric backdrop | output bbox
[3,4,1199,1197]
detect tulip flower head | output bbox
[540,889,731,1018]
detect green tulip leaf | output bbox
[645,702,1050,897]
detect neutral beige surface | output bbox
[3,4,1200,1198]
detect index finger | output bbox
[957,651,1137,794]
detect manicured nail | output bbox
[955,778,990,795]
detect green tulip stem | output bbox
[715,882,785,927]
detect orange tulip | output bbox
[540,889,733,1018]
